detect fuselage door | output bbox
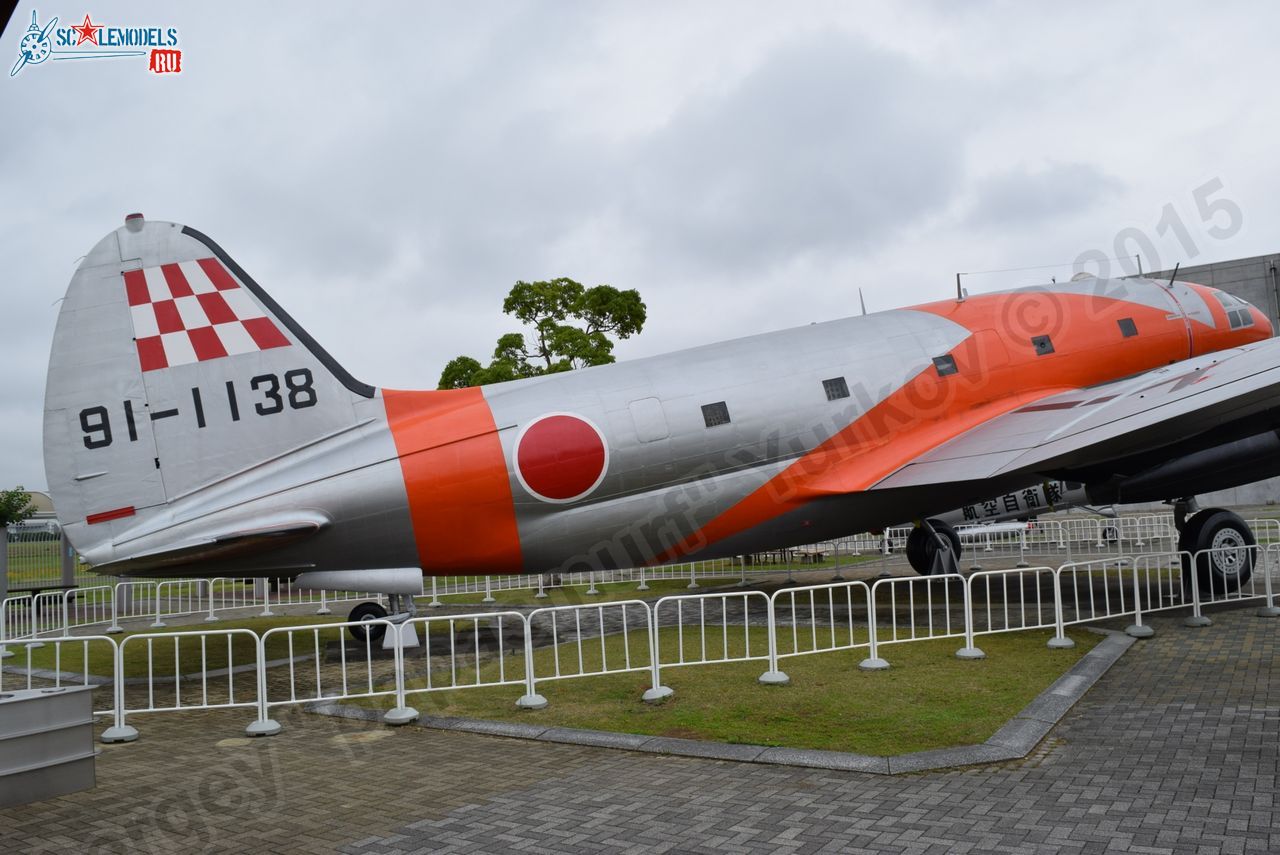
[628,397,670,443]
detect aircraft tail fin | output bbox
[43,215,376,566]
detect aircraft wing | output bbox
[874,337,1280,490]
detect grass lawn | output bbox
[360,626,1101,756]
[5,615,349,678]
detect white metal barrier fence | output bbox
[3,543,1277,745]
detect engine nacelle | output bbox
[1089,429,1280,505]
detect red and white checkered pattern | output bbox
[123,258,291,372]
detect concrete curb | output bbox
[314,631,1135,774]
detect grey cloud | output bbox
[623,33,964,271]
[965,163,1124,230]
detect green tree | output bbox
[439,277,646,389]
[0,487,36,528]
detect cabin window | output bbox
[1214,292,1254,329]
[1117,318,1138,338]
[1031,335,1055,355]
[701,401,731,428]
[932,355,958,376]
[822,377,850,401]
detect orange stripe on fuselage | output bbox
[382,388,523,574]
[653,289,1204,563]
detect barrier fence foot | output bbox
[685,582,698,590]
[383,623,420,651]
[1047,635,1076,649]
[427,600,443,608]
[642,685,674,703]
[482,596,497,604]
[516,693,548,710]
[245,718,282,737]
[757,670,790,686]
[635,582,649,592]
[26,641,44,649]
[316,607,332,616]
[1184,614,1213,628]
[107,626,123,635]
[100,724,139,744]
[1256,605,1280,617]
[955,646,986,660]
[0,648,11,659]
[150,621,166,629]
[203,615,220,623]
[534,590,549,598]
[383,706,420,726]
[858,657,889,671]
[1125,623,1155,638]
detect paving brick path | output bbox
[2,606,1276,854]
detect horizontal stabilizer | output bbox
[92,515,327,575]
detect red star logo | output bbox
[72,14,103,46]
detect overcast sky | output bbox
[3,1,1279,492]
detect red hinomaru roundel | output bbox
[514,413,609,503]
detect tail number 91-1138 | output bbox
[77,368,317,450]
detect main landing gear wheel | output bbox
[348,601,388,644]
[906,519,961,576]
[1179,508,1255,596]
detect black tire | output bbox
[1180,509,1255,596]
[348,601,388,644]
[906,520,962,576]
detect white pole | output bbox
[107,582,123,634]
[204,579,219,622]
[99,638,138,743]
[859,584,888,670]
[1184,550,1213,627]
[1259,547,1280,617]
[257,578,274,617]
[1125,561,1154,638]
[956,576,986,659]
[758,595,789,684]
[244,634,282,737]
[642,603,673,702]
[151,582,166,628]
[516,614,548,708]
[482,575,495,604]
[1047,566,1075,649]
[429,576,442,608]
[384,621,420,725]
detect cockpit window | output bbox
[1213,292,1254,329]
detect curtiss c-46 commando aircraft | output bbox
[44,216,1280,639]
